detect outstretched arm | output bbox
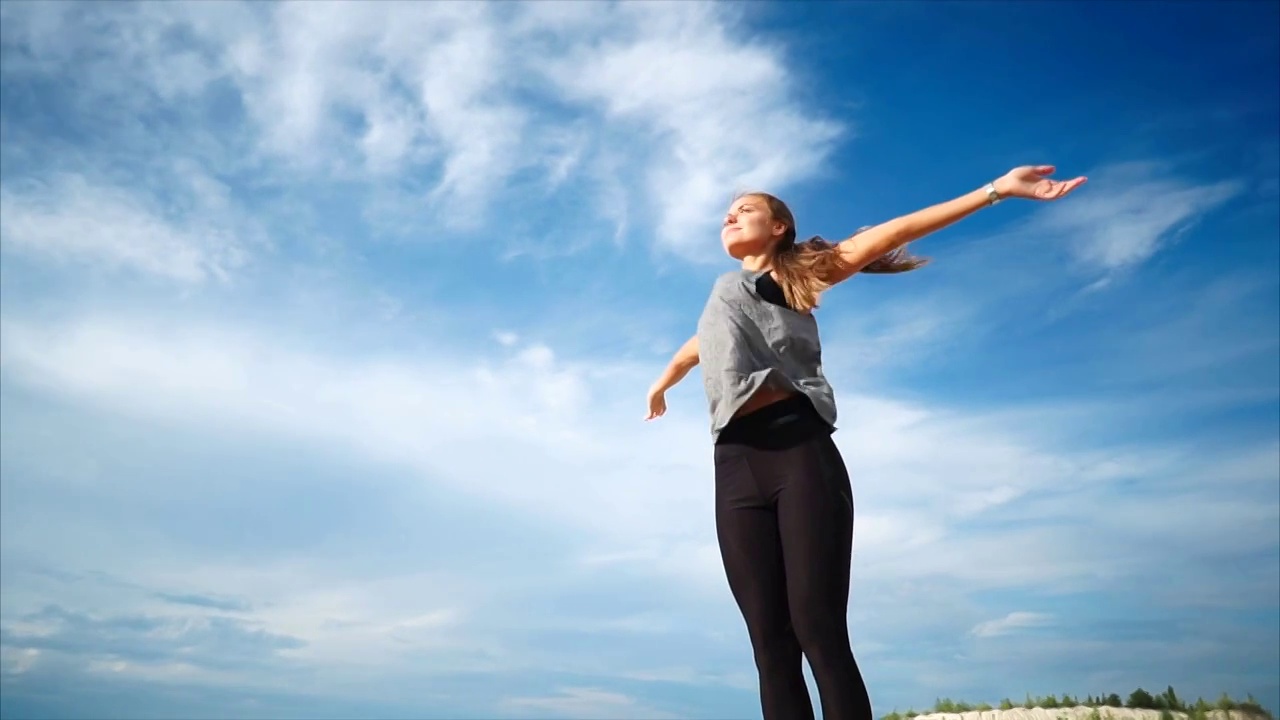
[822,165,1086,285]
[646,334,699,421]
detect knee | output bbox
[749,624,803,671]
[790,603,849,656]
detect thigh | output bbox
[774,437,855,615]
[713,447,792,639]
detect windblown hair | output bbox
[744,192,928,313]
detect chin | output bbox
[721,238,756,260]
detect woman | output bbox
[644,165,1086,720]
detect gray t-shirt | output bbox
[695,269,837,439]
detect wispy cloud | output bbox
[971,612,1055,638]
[6,301,1270,613]
[503,687,680,720]
[2,0,1277,716]
[1032,161,1243,285]
[0,1,841,257]
[539,1,843,255]
[0,313,700,542]
[0,172,256,284]
[0,604,304,673]
[3,284,1275,713]
[155,593,251,613]
[818,161,1270,386]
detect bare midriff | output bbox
[733,385,798,418]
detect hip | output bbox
[716,391,834,452]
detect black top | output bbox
[755,271,791,311]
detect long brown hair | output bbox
[745,192,928,313]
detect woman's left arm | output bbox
[822,165,1087,285]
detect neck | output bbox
[740,253,772,272]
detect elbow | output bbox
[837,222,912,275]
[680,337,700,367]
[876,218,916,249]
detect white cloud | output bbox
[1034,161,1243,273]
[3,307,1271,600]
[970,611,1054,638]
[503,686,679,720]
[0,173,255,284]
[0,313,706,543]
[0,0,843,255]
[540,1,843,255]
[2,2,1276,716]
[2,305,1275,712]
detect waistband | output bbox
[715,393,834,450]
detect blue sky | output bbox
[0,1,1276,718]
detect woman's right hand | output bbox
[994,165,1087,201]
[645,384,668,421]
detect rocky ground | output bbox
[909,708,1265,720]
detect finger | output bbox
[1057,176,1086,196]
[1044,176,1086,200]
[1033,164,1056,176]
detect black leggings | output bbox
[714,396,872,720]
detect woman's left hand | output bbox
[995,165,1087,201]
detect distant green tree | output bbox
[1105,694,1124,708]
[1129,689,1157,709]
[1044,695,1060,709]
[976,703,993,712]
[1164,686,1183,711]
[1239,693,1272,719]
[1063,694,1078,707]
[934,698,976,713]
[1000,699,1015,711]
[1218,693,1237,712]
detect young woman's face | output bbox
[721,195,785,259]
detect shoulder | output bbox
[710,269,753,294]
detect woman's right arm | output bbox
[820,165,1087,286]
[646,335,699,420]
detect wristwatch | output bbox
[984,182,1002,205]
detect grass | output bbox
[880,689,1274,720]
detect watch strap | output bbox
[984,182,1002,205]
